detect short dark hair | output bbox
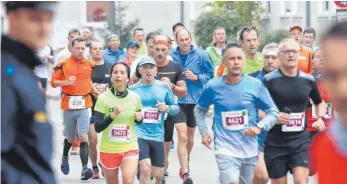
[110,62,131,80]
[222,42,242,58]
[175,29,192,40]
[68,28,80,37]
[146,31,161,43]
[303,27,316,38]
[172,22,185,32]
[239,26,259,42]
[90,40,103,50]
[133,28,144,36]
[322,22,347,40]
[71,37,85,47]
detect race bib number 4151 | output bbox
[221,110,249,131]
[282,112,305,132]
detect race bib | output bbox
[68,96,85,109]
[312,103,333,119]
[142,107,162,124]
[221,110,249,131]
[108,124,131,142]
[282,112,305,132]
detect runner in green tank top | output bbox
[94,62,143,184]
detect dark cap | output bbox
[5,1,57,13]
[126,40,140,49]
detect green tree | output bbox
[195,1,264,48]
[194,11,242,49]
[259,29,288,51]
[113,2,139,47]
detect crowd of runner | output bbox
[2,1,345,183]
[42,19,346,184]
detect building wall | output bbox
[260,1,338,45]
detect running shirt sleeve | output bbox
[195,86,214,135]
[310,80,323,105]
[256,82,279,131]
[50,61,65,88]
[197,53,214,85]
[94,96,114,132]
[197,86,214,109]
[164,84,179,116]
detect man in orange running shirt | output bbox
[288,25,313,74]
[311,22,347,184]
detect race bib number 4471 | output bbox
[282,112,305,132]
[221,110,249,131]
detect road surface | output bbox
[46,97,317,184]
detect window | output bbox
[267,1,271,14]
[285,1,292,14]
[324,1,330,12]
[281,1,298,15]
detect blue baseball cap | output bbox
[126,40,140,49]
[138,56,156,66]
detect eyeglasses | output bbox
[280,50,299,55]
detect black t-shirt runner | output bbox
[135,60,185,84]
[262,69,322,147]
[91,63,111,113]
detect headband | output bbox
[262,50,278,56]
[154,40,170,47]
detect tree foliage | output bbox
[259,29,288,51]
[114,2,139,47]
[195,1,265,48]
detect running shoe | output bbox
[164,170,169,176]
[81,166,93,180]
[182,173,193,184]
[60,157,69,175]
[91,167,100,179]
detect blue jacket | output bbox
[171,45,214,104]
[1,35,56,184]
[103,46,125,65]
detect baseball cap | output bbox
[5,1,57,13]
[126,41,140,49]
[288,25,303,32]
[138,56,156,66]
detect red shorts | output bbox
[100,150,139,169]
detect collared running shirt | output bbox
[131,80,179,142]
[196,75,278,158]
[94,89,142,153]
[51,56,94,110]
[217,52,264,76]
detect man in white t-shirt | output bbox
[36,45,54,94]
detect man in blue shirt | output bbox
[130,56,179,184]
[194,43,279,184]
[103,34,125,64]
[249,43,280,184]
[170,28,214,181]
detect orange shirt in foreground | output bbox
[311,131,347,184]
[297,45,313,74]
[51,56,94,110]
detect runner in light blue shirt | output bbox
[194,43,278,184]
[130,55,179,184]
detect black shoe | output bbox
[81,167,93,180]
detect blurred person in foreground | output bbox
[1,1,57,184]
[311,21,347,184]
